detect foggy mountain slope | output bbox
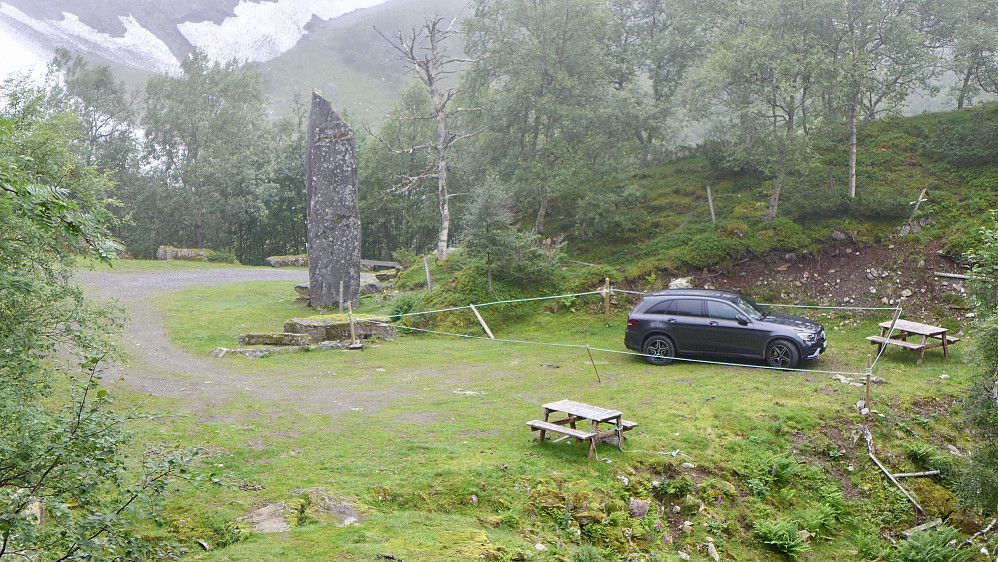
[0,0,390,73]
[0,0,468,119]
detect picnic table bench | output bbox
[526,400,637,458]
[867,319,959,365]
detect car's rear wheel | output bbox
[643,335,675,365]
[766,339,800,369]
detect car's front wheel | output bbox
[643,335,675,365]
[766,339,800,369]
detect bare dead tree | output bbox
[373,16,481,261]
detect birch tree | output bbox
[374,16,479,262]
[819,0,938,198]
[690,0,829,221]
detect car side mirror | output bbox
[736,315,749,325]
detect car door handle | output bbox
[666,318,677,323]
[708,321,719,326]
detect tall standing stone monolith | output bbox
[306,90,360,308]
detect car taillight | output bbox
[627,318,639,326]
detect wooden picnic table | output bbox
[526,400,637,458]
[867,319,959,365]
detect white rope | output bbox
[360,319,872,377]
[370,290,604,320]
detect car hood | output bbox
[763,311,822,332]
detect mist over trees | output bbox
[24,0,998,266]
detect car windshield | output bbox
[734,296,768,320]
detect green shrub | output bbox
[766,217,811,250]
[206,249,239,264]
[392,248,418,268]
[678,232,744,268]
[754,519,811,560]
[798,502,839,540]
[388,292,427,320]
[937,317,962,333]
[573,544,615,562]
[852,191,910,221]
[574,185,646,240]
[889,526,971,562]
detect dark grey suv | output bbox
[624,289,826,368]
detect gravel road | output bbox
[76,268,381,418]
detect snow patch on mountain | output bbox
[0,21,42,77]
[0,4,180,74]
[178,0,386,62]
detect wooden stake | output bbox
[865,354,872,412]
[423,257,433,293]
[705,184,716,225]
[346,302,361,348]
[469,303,494,339]
[603,278,610,326]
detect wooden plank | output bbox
[360,259,399,269]
[879,319,946,336]
[933,272,982,281]
[894,470,940,478]
[902,518,942,537]
[867,336,925,351]
[542,400,622,422]
[526,420,595,440]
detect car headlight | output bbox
[797,331,817,343]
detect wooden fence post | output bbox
[865,354,872,413]
[424,257,433,293]
[705,184,716,225]
[346,302,361,348]
[603,278,610,326]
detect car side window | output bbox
[673,299,703,317]
[707,301,742,321]
[647,299,675,315]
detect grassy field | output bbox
[80,257,290,274]
[102,272,983,561]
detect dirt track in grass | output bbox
[76,268,384,418]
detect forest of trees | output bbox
[8,0,998,268]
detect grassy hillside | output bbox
[553,103,998,283]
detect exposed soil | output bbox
[699,239,969,320]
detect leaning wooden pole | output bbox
[470,303,495,339]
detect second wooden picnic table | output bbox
[867,318,959,365]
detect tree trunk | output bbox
[433,85,450,261]
[762,169,783,222]
[193,224,204,249]
[436,166,449,261]
[533,196,549,236]
[957,65,973,110]
[848,101,858,199]
[637,129,651,170]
